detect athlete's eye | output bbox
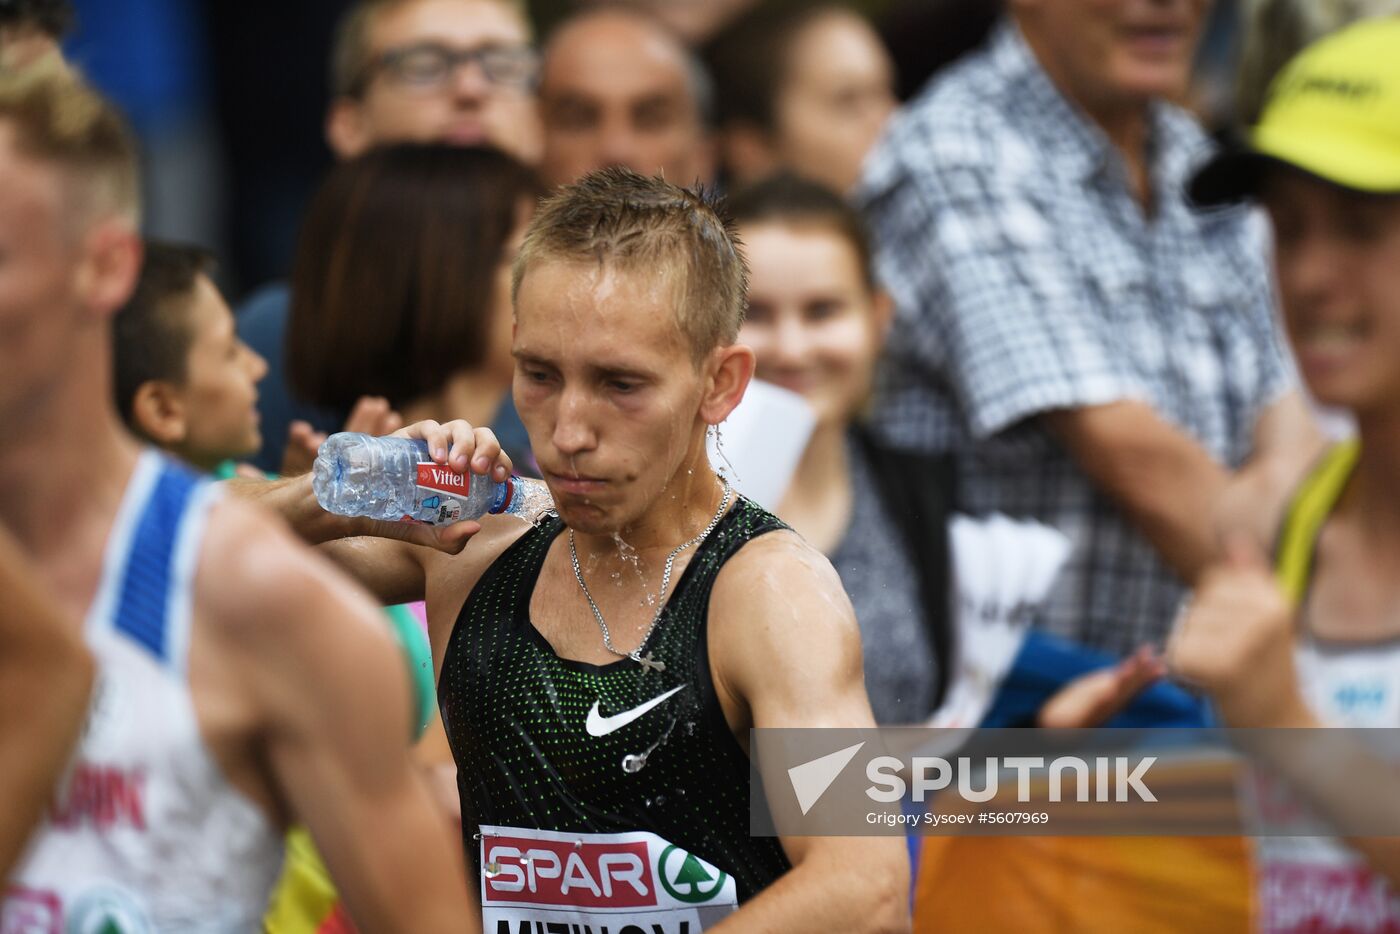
[608,380,639,394]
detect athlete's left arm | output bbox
[708,532,911,934]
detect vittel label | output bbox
[418,464,469,492]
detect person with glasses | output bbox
[326,0,542,162]
[238,0,543,476]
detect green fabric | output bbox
[384,603,436,739]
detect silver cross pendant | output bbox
[634,652,666,673]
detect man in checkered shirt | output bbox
[857,2,1324,657]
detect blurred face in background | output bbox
[770,9,896,195]
[538,10,712,188]
[738,221,890,428]
[327,0,542,162]
[1011,0,1211,110]
[160,275,268,468]
[1263,171,1400,418]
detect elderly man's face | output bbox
[1014,0,1211,109]
[538,11,712,188]
[328,0,542,163]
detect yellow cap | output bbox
[1191,16,1400,203]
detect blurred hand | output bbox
[1167,535,1309,728]
[279,396,403,477]
[1036,644,1166,729]
[343,418,514,555]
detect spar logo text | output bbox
[483,835,654,909]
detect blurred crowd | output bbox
[4,0,1400,931]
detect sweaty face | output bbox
[0,124,86,434]
[773,11,896,195]
[165,275,268,469]
[1264,172,1400,417]
[738,223,883,427]
[539,14,709,188]
[1015,0,1210,108]
[340,0,539,158]
[512,259,709,534]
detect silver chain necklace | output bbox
[569,477,732,673]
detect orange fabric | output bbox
[914,835,1252,933]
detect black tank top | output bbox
[438,496,793,907]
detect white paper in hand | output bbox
[926,514,1072,728]
[707,379,816,510]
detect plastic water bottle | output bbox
[312,433,554,526]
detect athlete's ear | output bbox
[76,220,141,320]
[130,379,189,447]
[699,343,755,427]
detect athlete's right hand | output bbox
[346,419,514,555]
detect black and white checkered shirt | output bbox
[857,21,1296,656]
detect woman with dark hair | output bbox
[286,142,542,473]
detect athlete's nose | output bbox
[551,386,598,456]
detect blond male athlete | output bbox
[241,168,911,933]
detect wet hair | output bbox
[330,0,530,97]
[0,64,139,223]
[704,1,852,134]
[725,171,877,289]
[287,143,541,410]
[112,241,215,428]
[512,166,747,364]
[0,0,74,40]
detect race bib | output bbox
[479,826,738,933]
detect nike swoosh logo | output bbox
[585,685,687,737]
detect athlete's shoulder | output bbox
[719,521,842,592]
[711,524,857,637]
[426,510,538,592]
[194,495,387,643]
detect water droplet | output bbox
[485,862,502,878]
[573,840,583,850]
[676,787,687,798]
[622,753,647,773]
[644,797,654,808]
[654,794,667,807]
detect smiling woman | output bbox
[728,172,955,724]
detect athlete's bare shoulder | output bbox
[713,526,853,623]
[424,511,535,585]
[423,512,537,649]
[194,495,392,649]
[708,527,862,677]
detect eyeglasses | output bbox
[361,42,540,93]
